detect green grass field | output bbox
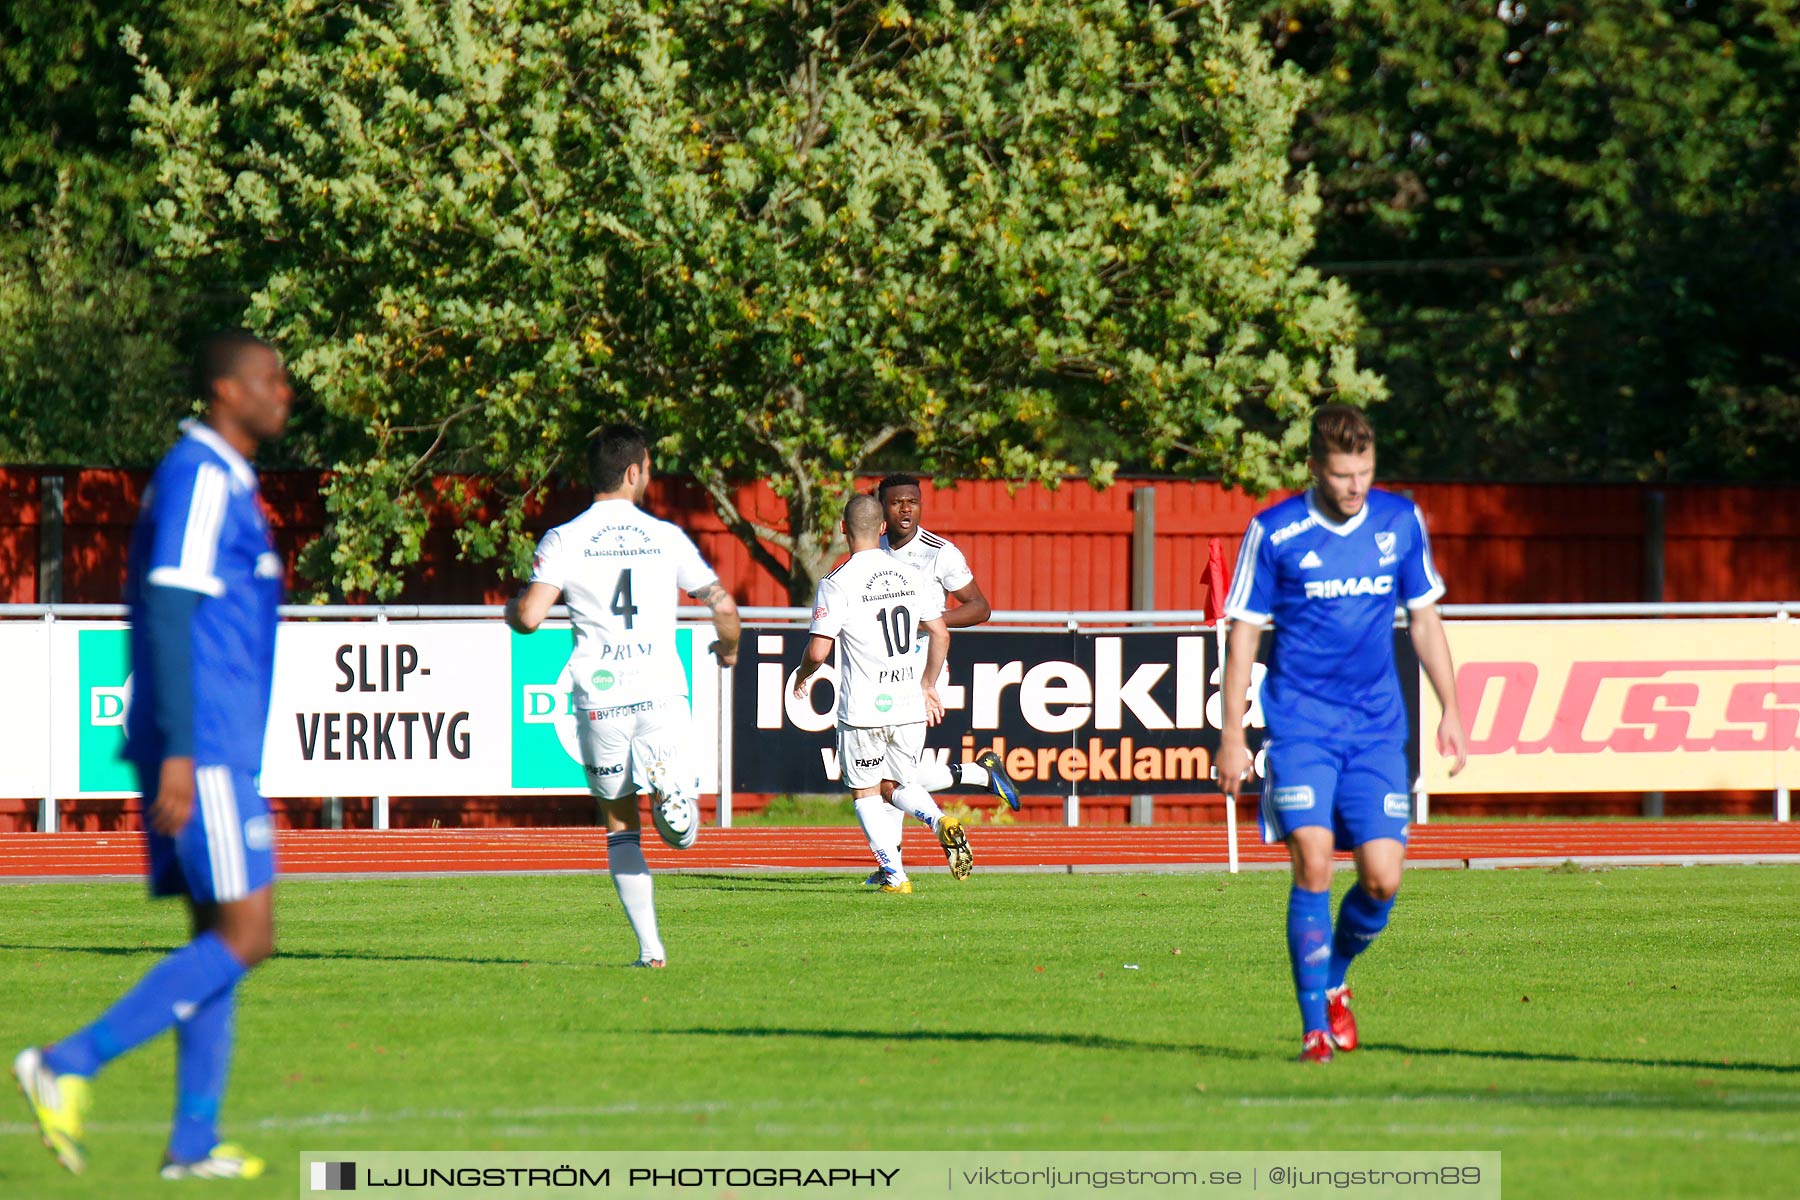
[3,865,1796,1199]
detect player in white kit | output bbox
[507,424,740,966]
[792,495,971,892]
[878,475,1019,812]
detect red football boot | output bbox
[1326,985,1358,1052]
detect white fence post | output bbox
[39,611,59,833]
[1778,788,1791,823]
[1224,793,1239,874]
[717,660,734,829]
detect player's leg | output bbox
[582,712,664,965]
[637,703,701,850]
[913,751,1020,812]
[21,764,271,1176]
[161,883,272,1179]
[161,766,273,1179]
[844,727,907,887]
[1323,742,1412,1050]
[886,724,970,880]
[1261,738,1340,1061]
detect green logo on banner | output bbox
[509,628,696,789]
[78,628,136,792]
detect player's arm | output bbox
[1216,617,1264,797]
[688,579,740,667]
[944,579,990,628]
[1407,604,1468,776]
[142,584,200,836]
[919,614,949,725]
[1217,517,1275,797]
[792,634,835,696]
[139,459,233,836]
[505,581,561,634]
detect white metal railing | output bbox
[5,601,1793,622]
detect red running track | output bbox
[3,821,1799,879]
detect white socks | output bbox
[606,830,664,962]
[855,795,907,881]
[890,783,946,831]
[916,761,989,792]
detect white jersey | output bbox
[809,549,944,728]
[529,498,717,710]
[880,527,973,601]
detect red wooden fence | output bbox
[6,467,1800,607]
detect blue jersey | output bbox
[125,421,284,769]
[1224,488,1443,742]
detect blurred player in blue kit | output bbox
[1216,405,1468,1063]
[15,331,291,1177]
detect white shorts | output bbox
[837,722,926,791]
[575,699,699,802]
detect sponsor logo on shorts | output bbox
[243,815,273,852]
[855,757,885,769]
[874,694,893,712]
[1383,792,1411,818]
[1272,785,1314,811]
[587,762,625,777]
[591,669,616,690]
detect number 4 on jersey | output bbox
[611,570,638,629]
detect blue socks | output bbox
[44,931,246,1079]
[1286,886,1333,1035]
[169,988,236,1162]
[1328,885,1395,992]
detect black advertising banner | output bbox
[733,628,1421,796]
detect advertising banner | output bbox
[1422,620,1800,793]
[0,621,51,798]
[733,628,1421,795]
[32,620,719,799]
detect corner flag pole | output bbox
[1203,538,1239,875]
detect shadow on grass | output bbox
[655,1024,1265,1060]
[1376,1041,1800,1076]
[668,873,876,893]
[0,942,606,969]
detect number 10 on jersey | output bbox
[876,605,912,657]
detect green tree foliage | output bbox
[0,1,254,462]
[131,0,1377,600]
[1256,0,1800,481]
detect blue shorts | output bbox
[136,763,276,904]
[1258,736,1411,851]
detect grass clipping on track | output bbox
[2,867,1797,1200]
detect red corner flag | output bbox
[1202,537,1229,623]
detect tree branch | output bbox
[847,422,902,469]
[399,402,485,484]
[696,472,795,587]
[476,126,544,222]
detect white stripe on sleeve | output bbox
[1223,519,1270,622]
[1405,503,1447,609]
[175,464,230,593]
